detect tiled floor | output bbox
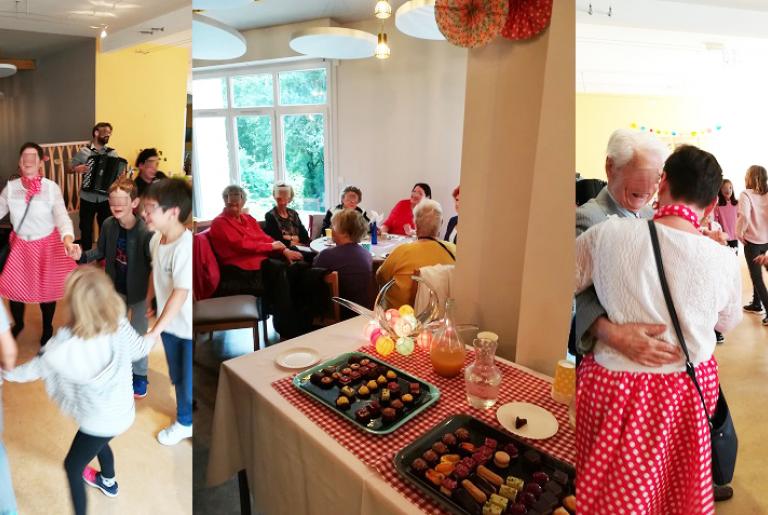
[2,302,192,514]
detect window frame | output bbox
[192,59,336,219]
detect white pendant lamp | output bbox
[193,0,254,9]
[192,13,247,60]
[290,27,377,60]
[0,64,17,78]
[395,0,445,41]
[374,0,393,19]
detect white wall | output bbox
[335,19,467,226]
[193,19,468,228]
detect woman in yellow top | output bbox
[376,199,456,307]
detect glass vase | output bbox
[464,337,502,409]
[429,298,466,378]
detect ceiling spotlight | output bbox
[100,27,108,38]
[374,0,392,19]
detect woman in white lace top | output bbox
[574,145,742,514]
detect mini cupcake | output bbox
[355,407,371,423]
[387,382,401,398]
[309,372,323,386]
[320,376,334,389]
[380,388,391,405]
[454,427,470,442]
[409,382,421,397]
[323,366,337,375]
[390,399,404,412]
[348,355,361,365]
[341,367,353,376]
[411,458,428,474]
[441,433,457,447]
[376,374,388,386]
[357,385,371,399]
[401,393,414,406]
[381,407,398,423]
[340,386,356,399]
[359,358,372,367]
[349,370,362,382]
[422,449,439,465]
[366,380,379,392]
[335,396,351,410]
[368,400,381,418]
[432,441,449,455]
[386,370,397,380]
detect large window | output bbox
[192,62,332,220]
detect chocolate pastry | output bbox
[358,365,370,377]
[545,480,564,499]
[387,382,401,397]
[452,463,470,480]
[484,437,498,449]
[340,386,356,399]
[341,367,352,376]
[365,365,379,379]
[386,369,397,380]
[411,458,428,474]
[453,488,483,515]
[552,470,569,487]
[381,407,398,422]
[322,366,337,375]
[454,427,470,442]
[522,449,542,472]
[359,358,371,367]
[422,449,439,464]
[331,372,342,382]
[532,491,558,512]
[349,371,362,382]
[335,396,350,409]
[409,382,421,396]
[376,374,388,386]
[320,376,334,389]
[515,417,527,429]
[532,471,549,485]
[347,355,361,364]
[390,399,404,412]
[508,503,528,515]
[440,477,458,496]
[337,375,352,386]
[309,372,323,385]
[517,491,536,508]
[349,363,361,371]
[400,393,414,405]
[354,407,371,422]
[368,400,381,418]
[357,385,371,398]
[432,442,449,455]
[366,380,379,391]
[524,482,542,498]
[441,433,457,447]
[504,442,519,458]
[379,388,391,405]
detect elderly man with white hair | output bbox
[574,129,685,366]
[376,199,456,308]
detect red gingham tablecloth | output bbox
[271,344,575,514]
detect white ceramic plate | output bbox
[496,402,559,440]
[275,347,321,369]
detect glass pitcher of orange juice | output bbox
[430,298,466,378]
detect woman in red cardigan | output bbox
[209,185,302,295]
[380,182,431,236]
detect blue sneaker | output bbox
[83,466,118,497]
[133,375,148,399]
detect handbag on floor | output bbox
[0,200,33,274]
[648,220,738,485]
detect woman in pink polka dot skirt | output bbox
[574,145,742,514]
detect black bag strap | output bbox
[648,220,712,427]
[418,236,456,261]
[14,197,34,234]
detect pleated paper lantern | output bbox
[435,0,508,48]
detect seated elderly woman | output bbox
[209,185,302,296]
[321,185,370,233]
[264,182,310,247]
[313,209,373,316]
[376,199,456,307]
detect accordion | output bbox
[83,154,127,195]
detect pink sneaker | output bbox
[82,465,118,497]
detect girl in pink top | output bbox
[737,166,768,318]
[714,179,739,252]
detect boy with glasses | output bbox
[81,178,154,398]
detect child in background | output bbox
[82,178,154,398]
[142,178,193,445]
[0,304,17,515]
[3,267,156,515]
[715,179,739,252]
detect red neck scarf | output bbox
[653,203,700,229]
[20,175,42,203]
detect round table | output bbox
[309,234,414,261]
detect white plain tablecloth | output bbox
[206,317,554,515]
[309,235,413,261]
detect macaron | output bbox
[493,451,511,468]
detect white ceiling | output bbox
[0,0,189,38]
[199,0,410,31]
[0,28,91,58]
[577,0,768,96]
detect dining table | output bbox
[308,234,415,262]
[206,316,575,515]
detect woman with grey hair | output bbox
[313,209,373,315]
[320,185,369,233]
[376,199,456,307]
[209,184,302,297]
[264,182,310,248]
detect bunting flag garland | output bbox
[629,121,723,137]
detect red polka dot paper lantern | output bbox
[501,0,552,41]
[435,0,509,48]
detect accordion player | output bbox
[82,154,127,195]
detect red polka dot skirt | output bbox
[576,354,718,515]
[0,229,77,303]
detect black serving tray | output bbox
[394,414,575,515]
[292,351,440,435]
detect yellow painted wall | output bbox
[96,43,189,175]
[576,93,768,193]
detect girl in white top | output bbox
[574,145,742,514]
[3,267,156,515]
[0,142,82,348]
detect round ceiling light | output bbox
[192,13,247,60]
[0,64,17,78]
[290,27,377,60]
[193,0,255,9]
[396,0,445,41]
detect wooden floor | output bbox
[2,301,192,514]
[713,262,768,513]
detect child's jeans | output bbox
[0,393,17,515]
[161,333,193,426]
[120,296,149,377]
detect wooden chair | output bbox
[193,295,266,352]
[314,271,340,326]
[308,213,325,240]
